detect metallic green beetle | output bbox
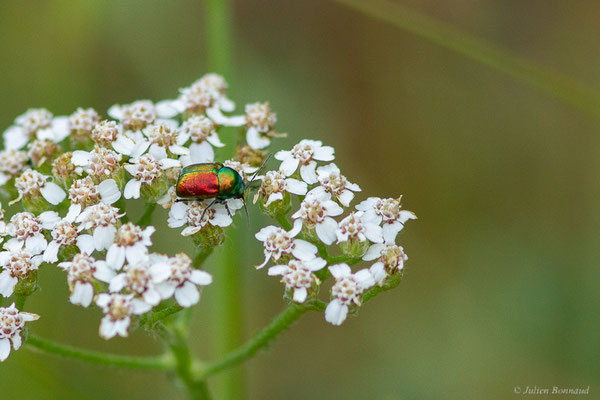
[175,155,270,222]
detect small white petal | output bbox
[123,179,142,200]
[313,145,335,161]
[293,287,308,303]
[285,178,308,195]
[267,265,287,276]
[299,163,318,184]
[43,240,61,263]
[364,223,384,243]
[25,234,47,255]
[246,127,270,149]
[175,282,200,307]
[0,271,18,297]
[315,217,338,245]
[325,300,348,326]
[131,299,152,314]
[329,263,352,279]
[189,270,212,286]
[382,222,402,243]
[354,269,376,290]
[369,262,387,286]
[189,141,214,163]
[291,239,317,260]
[40,182,66,205]
[265,192,283,206]
[71,150,91,166]
[94,261,116,283]
[71,282,94,307]
[76,234,95,255]
[38,211,60,229]
[93,225,116,251]
[107,104,124,120]
[280,157,300,177]
[12,333,22,350]
[363,244,384,261]
[338,190,354,207]
[97,179,121,204]
[0,338,11,361]
[106,245,126,270]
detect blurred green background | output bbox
[1,1,599,399]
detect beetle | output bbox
[175,154,271,223]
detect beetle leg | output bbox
[200,198,220,222]
[222,200,233,217]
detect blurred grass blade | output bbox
[335,0,600,120]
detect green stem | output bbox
[168,318,211,400]
[115,197,129,223]
[136,202,156,226]
[26,333,174,370]
[275,214,292,231]
[212,230,244,399]
[142,304,184,327]
[15,294,27,309]
[334,0,600,120]
[200,303,310,378]
[204,0,233,77]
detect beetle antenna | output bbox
[242,196,250,227]
[248,153,272,186]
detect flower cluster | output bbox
[0,73,416,365]
[0,74,289,358]
[255,140,416,325]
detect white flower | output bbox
[75,203,124,251]
[112,129,150,159]
[0,150,28,185]
[108,100,157,131]
[142,120,189,160]
[96,293,146,340]
[312,163,361,207]
[268,258,326,303]
[150,253,213,307]
[355,197,416,243]
[335,211,383,244]
[71,146,123,181]
[177,115,224,166]
[324,263,375,326]
[254,221,318,269]
[109,258,161,309]
[291,189,343,245]
[58,254,115,307]
[274,140,335,184]
[35,116,70,144]
[245,102,278,149]
[13,169,66,205]
[4,211,60,254]
[68,107,99,138]
[44,219,94,263]
[177,74,242,124]
[363,243,408,286]
[27,139,59,167]
[66,177,121,222]
[254,170,307,206]
[123,154,179,199]
[0,303,39,362]
[3,108,54,150]
[91,120,121,147]
[106,223,155,271]
[167,200,242,236]
[0,250,43,297]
